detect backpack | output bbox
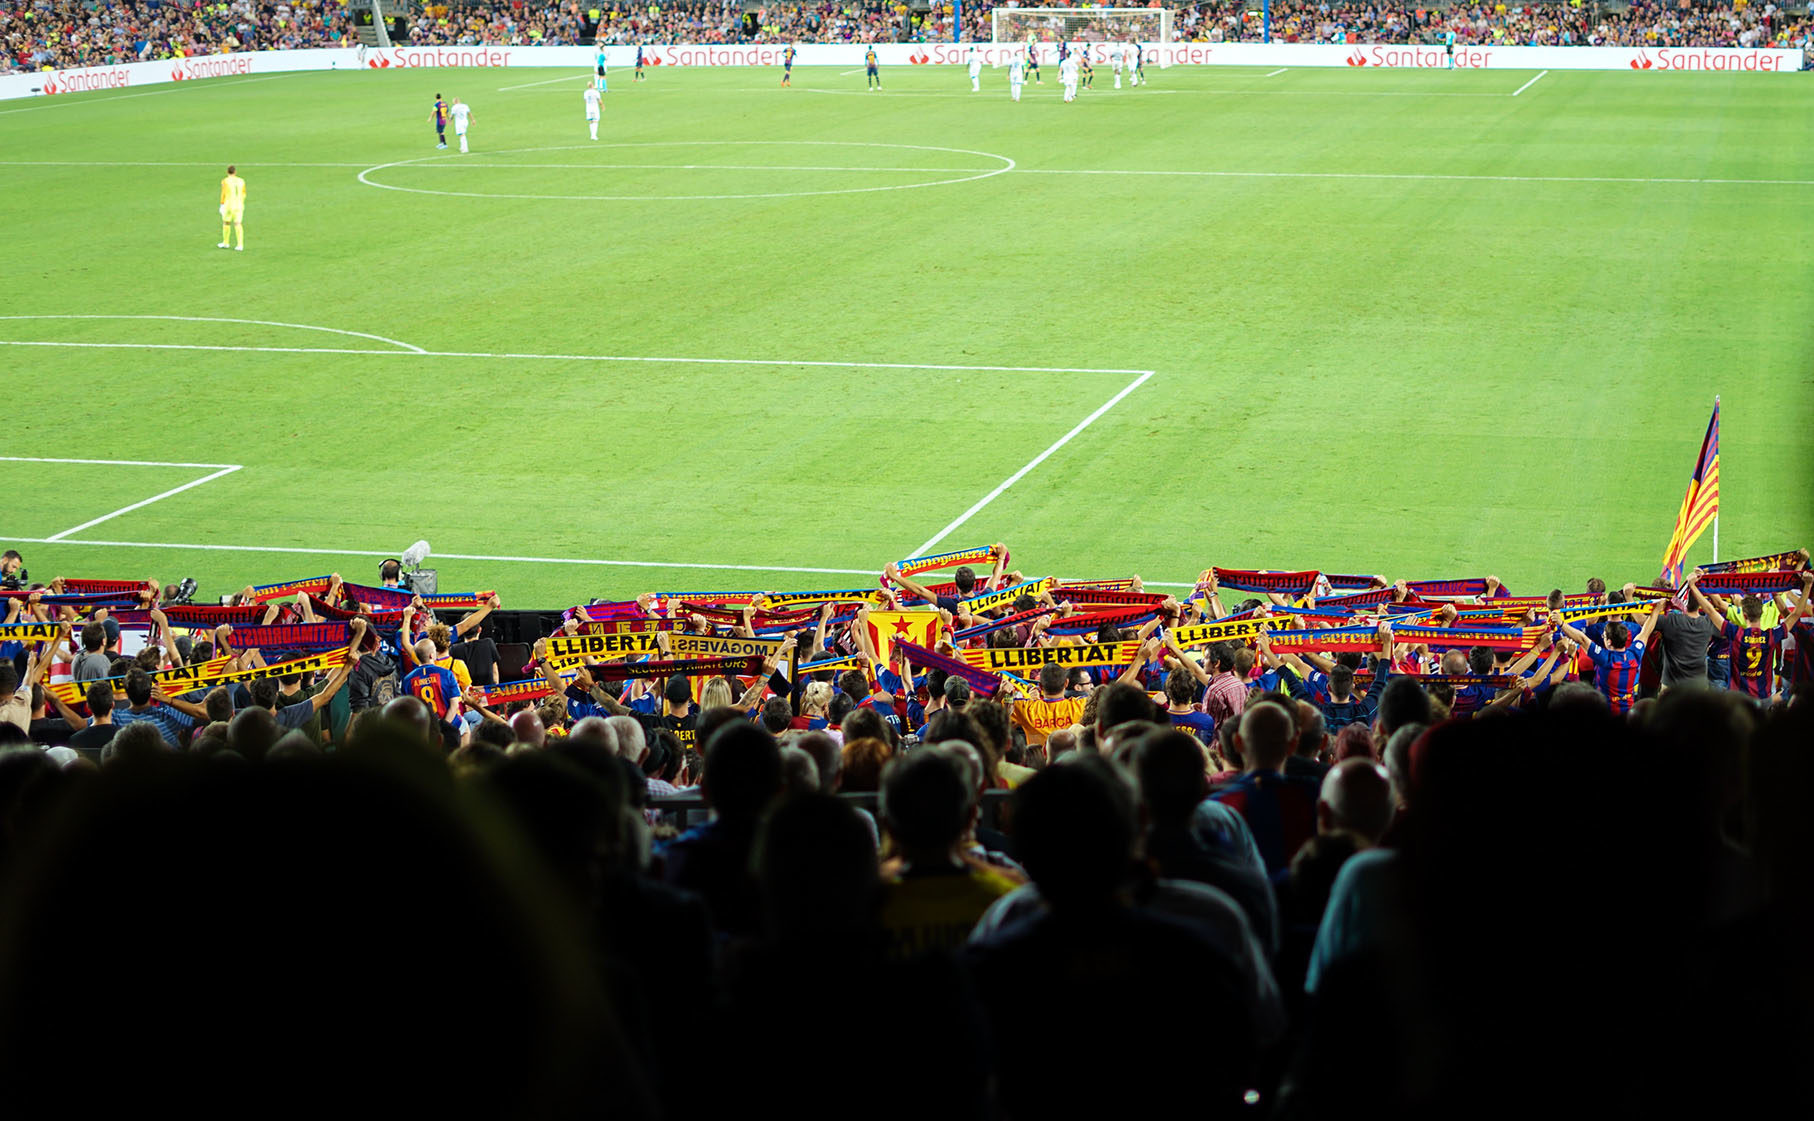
[351,653,399,712]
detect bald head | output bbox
[1294,700,1326,759]
[1440,649,1469,676]
[414,638,437,664]
[1235,702,1295,772]
[508,708,546,749]
[1317,758,1395,842]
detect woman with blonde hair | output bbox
[794,680,834,732]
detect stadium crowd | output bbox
[6,0,1811,69]
[1,542,1811,1116]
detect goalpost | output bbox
[989,7,1173,44]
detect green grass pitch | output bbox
[2,62,1810,602]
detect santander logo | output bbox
[368,55,391,67]
[1630,50,1653,69]
[172,65,188,80]
[1345,50,1367,66]
[42,75,60,94]
[909,51,930,64]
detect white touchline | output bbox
[0,338,1150,375]
[0,455,239,469]
[2,537,880,576]
[42,465,243,542]
[1511,70,1548,97]
[497,73,589,91]
[909,371,1155,558]
[2,536,1206,587]
[1264,68,1288,77]
[0,315,425,352]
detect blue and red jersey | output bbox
[1587,639,1645,714]
[404,663,460,721]
[1722,622,1785,700]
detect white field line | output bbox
[1264,68,1288,77]
[909,371,1155,557]
[1011,168,1814,187]
[1511,70,1548,97]
[497,73,589,91]
[0,536,880,576]
[0,314,424,352]
[402,162,994,173]
[0,160,375,168]
[0,535,1204,587]
[5,158,1805,189]
[0,337,1150,375]
[41,465,243,542]
[0,72,295,115]
[0,455,239,469]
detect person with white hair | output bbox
[607,715,645,763]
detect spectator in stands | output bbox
[1211,700,1322,880]
[876,750,1018,959]
[111,667,206,749]
[659,721,779,938]
[966,759,1260,1117]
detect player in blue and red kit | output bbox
[1558,601,1662,715]
[429,94,448,149]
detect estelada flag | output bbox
[866,611,942,668]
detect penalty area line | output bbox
[39,465,244,543]
[910,370,1155,557]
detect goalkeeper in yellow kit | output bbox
[218,165,245,251]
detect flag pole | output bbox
[1712,394,1720,563]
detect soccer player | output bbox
[967,47,981,92]
[1080,50,1093,90]
[430,93,448,149]
[450,97,473,154]
[1131,41,1144,85]
[1059,52,1078,102]
[217,164,245,251]
[595,44,608,92]
[1444,29,1456,69]
[1025,36,1042,83]
[1112,43,1124,88]
[635,44,645,82]
[865,45,880,89]
[1009,51,1024,101]
[782,43,795,86]
[583,83,601,140]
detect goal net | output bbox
[990,7,1173,44]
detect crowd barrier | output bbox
[2,40,1802,101]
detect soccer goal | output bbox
[990,7,1173,44]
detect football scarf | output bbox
[957,641,1144,673]
[758,589,890,610]
[0,621,62,643]
[953,607,1054,643]
[1050,585,1168,606]
[546,631,664,663]
[1212,569,1322,596]
[959,578,1055,617]
[0,590,138,609]
[50,650,350,706]
[888,546,998,583]
[1405,578,1509,599]
[893,639,1004,699]
[1322,574,1382,591]
[224,622,354,653]
[1169,617,1280,647]
[1313,587,1399,609]
[1695,571,1803,594]
[584,656,769,682]
[1051,579,1139,593]
[47,656,235,707]
[56,578,152,595]
[341,582,494,611]
[1551,600,1665,626]
[110,605,269,629]
[1698,551,1806,574]
[1043,604,1155,637]
[248,576,335,603]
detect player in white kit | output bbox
[584,84,601,139]
[1112,44,1124,88]
[1008,52,1024,101]
[1060,54,1077,102]
[968,47,982,92]
[450,98,473,153]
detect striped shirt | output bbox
[1587,639,1645,714]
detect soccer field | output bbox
[3,62,1810,602]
